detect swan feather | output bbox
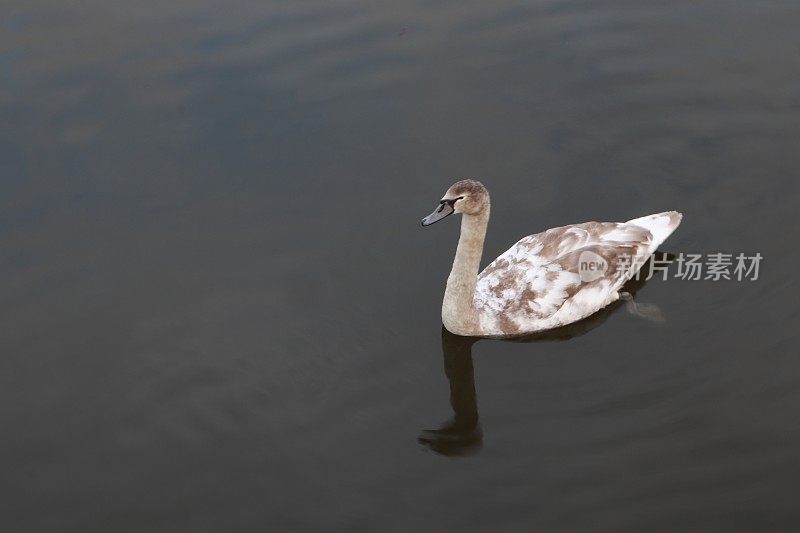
[473,212,682,337]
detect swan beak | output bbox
[421,202,455,226]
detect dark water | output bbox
[3,0,800,530]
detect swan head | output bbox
[421,179,490,226]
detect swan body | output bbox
[422,180,682,338]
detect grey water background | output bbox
[2,0,800,530]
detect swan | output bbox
[421,179,682,338]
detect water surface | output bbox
[2,0,800,530]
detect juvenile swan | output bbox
[421,180,682,337]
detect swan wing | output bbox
[474,213,681,336]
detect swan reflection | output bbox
[418,329,482,456]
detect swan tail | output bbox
[626,211,683,251]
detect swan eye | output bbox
[440,196,464,207]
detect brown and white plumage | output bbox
[474,214,681,337]
[422,180,682,338]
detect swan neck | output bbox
[442,207,489,335]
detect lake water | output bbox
[2,0,800,530]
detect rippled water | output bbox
[3,0,800,530]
